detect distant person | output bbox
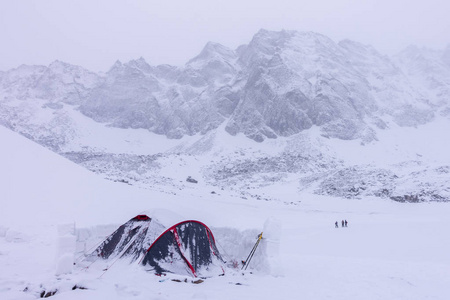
[335,221,338,228]
[342,220,345,227]
[345,220,348,227]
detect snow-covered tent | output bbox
[141,220,224,277]
[84,215,165,263]
[84,215,224,277]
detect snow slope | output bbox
[1,126,450,299]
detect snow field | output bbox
[3,195,449,300]
[1,125,450,299]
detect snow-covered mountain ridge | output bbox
[1,29,449,202]
[2,30,449,142]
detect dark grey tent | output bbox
[84,215,224,277]
[141,220,224,277]
[84,215,165,263]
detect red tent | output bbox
[141,220,224,277]
[85,215,224,277]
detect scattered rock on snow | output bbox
[186,176,198,183]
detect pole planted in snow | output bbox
[241,232,263,270]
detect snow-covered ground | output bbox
[1,125,450,300]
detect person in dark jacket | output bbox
[335,221,339,228]
[344,220,348,227]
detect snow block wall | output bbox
[213,227,270,274]
[55,223,76,275]
[75,224,119,257]
[262,217,283,276]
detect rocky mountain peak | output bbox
[187,42,236,70]
[48,59,71,70]
[238,29,295,66]
[108,60,123,73]
[185,42,238,86]
[192,42,236,62]
[125,57,153,73]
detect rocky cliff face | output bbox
[1,30,448,145]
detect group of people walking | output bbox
[335,220,348,228]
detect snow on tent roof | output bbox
[141,220,225,277]
[83,215,225,277]
[84,215,166,264]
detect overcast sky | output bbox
[1,0,449,72]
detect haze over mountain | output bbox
[1,29,449,203]
[1,28,450,299]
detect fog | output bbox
[1,0,448,71]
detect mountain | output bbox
[0,60,101,104]
[78,30,440,142]
[0,29,449,202]
[2,30,447,144]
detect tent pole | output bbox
[241,232,263,270]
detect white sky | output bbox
[0,0,449,72]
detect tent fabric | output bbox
[84,215,165,263]
[141,220,224,277]
[85,215,224,277]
